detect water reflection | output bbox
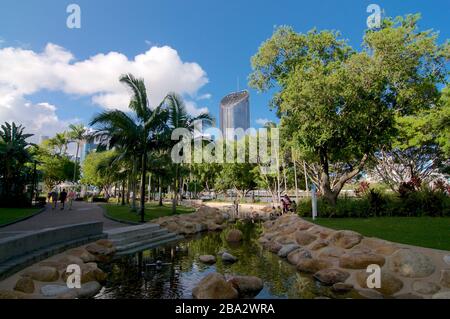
[97,221,359,299]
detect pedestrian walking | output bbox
[68,189,76,210]
[59,189,68,210]
[51,189,59,210]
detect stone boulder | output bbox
[432,291,450,299]
[77,281,102,298]
[41,284,71,297]
[0,290,25,299]
[440,269,450,288]
[61,262,107,284]
[331,283,353,293]
[309,239,329,251]
[265,241,283,254]
[199,255,216,264]
[338,252,386,269]
[14,277,35,294]
[221,252,238,263]
[226,229,243,242]
[294,231,317,246]
[356,271,403,296]
[192,273,238,299]
[85,243,116,263]
[388,249,436,278]
[297,258,332,274]
[23,266,59,282]
[67,248,96,263]
[287,248,312,265]
[317,246,345,259]
[313,269,350,285]
[95,239,115,248]
[328,230,363,249]
[278,244,300,258]
[444,255,450,266]
[228,275,263,297]
[412,281,441,295]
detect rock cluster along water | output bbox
[192,273,263,299]
[259,214,450,299]
[0,239,116,299]
[152,205,229,235]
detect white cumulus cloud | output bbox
[255,118,270,126]
[0,43,211,139]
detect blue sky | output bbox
[0,0,449,141]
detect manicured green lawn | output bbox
[0,207,42,226]
[102,202,195,223]
[305,217,450,251]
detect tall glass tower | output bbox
[219,90,250,139]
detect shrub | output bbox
[297,189,450,218]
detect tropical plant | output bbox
[0,122,34,206]
[68,123,89,182]
[90,73,167,221]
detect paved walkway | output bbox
[0,201,126,239]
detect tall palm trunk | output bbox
[158,176,163,206]
[73,141,80,182]
[147,173,152,203]
[139,147,147,223]
[121,178,126,205]
[171,165,178,214]
[131,157,137,211]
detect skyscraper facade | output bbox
[219,90,250,139]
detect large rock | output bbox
[309,239,329,251]
[287,248,312,265]
[297,258,332,273]
[338,252,385,269]
[444,255,450,266]
[85,243,116,262]
[294,231,317,246]
[199,255,216,264]
[313,269,350,285]
[265,241,283,254]
[394,293,423,299]
[317,246,345,259]
[228,275,263,297]
[440,269,450,288]
[278,244,300,258]
[95,239,115,248]
[0,290,26,299]
[432,291,450,299]
[331,283,353,293]
[14,277,35,294]
[412,281,441,295]
[356,271,403,296]
[61,262,107,284]
[23,266,59,282]
[388,249,436,278]
[226,229,243,242]
[41,285,71,297]
[77,281,102,298]
[221,252,238,263]
[192,273,238,299]
[328,230,363,249]
[67,248,96,263]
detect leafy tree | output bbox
[0,122,34,206]
[249,15,449,205]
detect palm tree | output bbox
[68,124,88,183]
[90,74,167,222]
[163,93,214,213]
[0,122,34,205]
[49,132,70,155]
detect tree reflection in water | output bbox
[96,221,360,299]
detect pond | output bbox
[96,221,360,299]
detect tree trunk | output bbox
[73,142,80,182]
[147,173,152,203]
[171,165,178,214]
[158,176,163,206]
[139,151,147,223]
[121,179,126,206]
[131,159,137,212]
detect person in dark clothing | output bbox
[59,189,68,210]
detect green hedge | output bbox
[297,189,450,218]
